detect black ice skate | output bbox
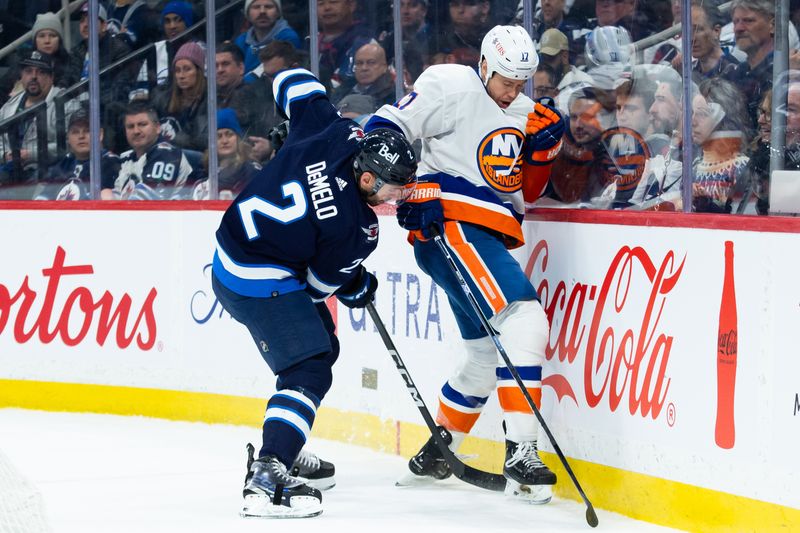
[291,448,336,491]
[240,444,322,519]
[396,428,452,486]
[503,440,556,504]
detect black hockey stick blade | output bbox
[365,301,506,492]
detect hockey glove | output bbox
[523,101,565,165]
[396,182,444,240]
[268,120,290,154]
[337,266,378,309]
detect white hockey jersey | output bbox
[372,64,548,248]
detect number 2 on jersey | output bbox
[238,181,307,240]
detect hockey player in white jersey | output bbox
[365,25,565,504]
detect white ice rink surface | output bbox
[0,409,681,533]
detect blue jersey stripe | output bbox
[441,382,489,409]
[496,366,542,381]
[212,252,305,297]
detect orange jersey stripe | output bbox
[497,386,542,414]
[441,199,524,249]
[437,401,481,433]
[444,222,507,314]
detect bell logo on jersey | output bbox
[476,127,525,193]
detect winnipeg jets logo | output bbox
[348,127,365,142]
[362,223,379,242]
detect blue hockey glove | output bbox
[523,101,565,165]
[337,266,378,309]
[396,182,444,240]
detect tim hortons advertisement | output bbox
[0,209,797,509]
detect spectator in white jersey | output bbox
[112,101,200,200]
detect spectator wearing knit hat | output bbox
[31,12,80,88]
[234,0,301,76]
[151,41,209,152]
[161,1,195,40]
[192,108,262,200]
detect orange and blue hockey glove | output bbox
[523,100,565,165]
[396,181,443,240]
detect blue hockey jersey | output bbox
[213,68,379,301]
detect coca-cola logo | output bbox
[525,240,685,419]
[0,246,157,349]
[717,329,737,358]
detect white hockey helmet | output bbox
[585,26,633,67]
[479,25,538,85]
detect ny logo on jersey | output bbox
[476,127,525,193]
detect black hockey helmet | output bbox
[353,128,418,195]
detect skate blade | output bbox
[395,471,442,487]
[305,477,336,491]
[240,494,322,519]
[504,480,553,505]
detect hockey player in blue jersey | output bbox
[212,67,418,519]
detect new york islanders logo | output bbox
[476,127,525,193]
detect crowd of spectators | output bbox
[0,0,798,214]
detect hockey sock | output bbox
[490,300,548,444]
[259,388,319,468]
[436,336,497,434]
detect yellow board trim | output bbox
[1,379,797,532]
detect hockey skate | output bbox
[396,430,452,487]
[240,445,322,519]
[291,448,336,491]
[503,440,556,504]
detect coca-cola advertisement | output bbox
[0,207,798,516]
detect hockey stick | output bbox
[430,226,599,528]
[365,301,507,492]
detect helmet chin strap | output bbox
[370,176,386,196]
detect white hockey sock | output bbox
[504,412,540,443]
